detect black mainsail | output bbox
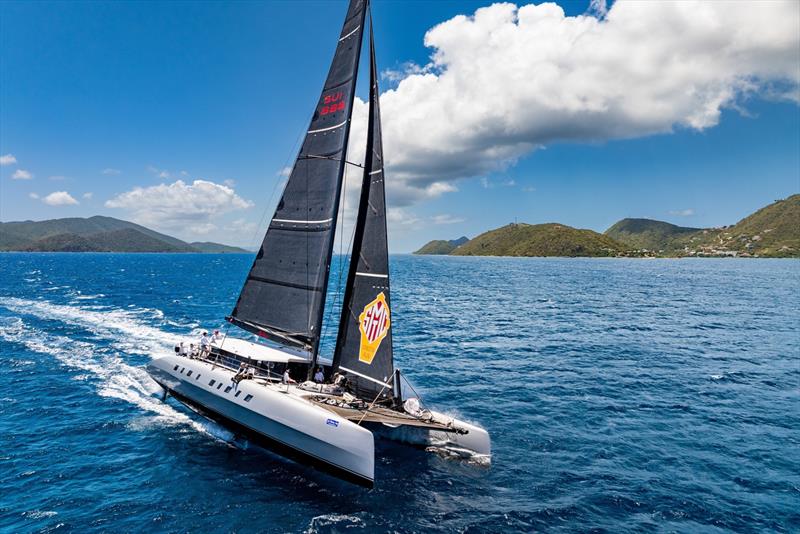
[331,23,395,400]
[229,0,367,353]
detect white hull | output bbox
[147,354,375,487]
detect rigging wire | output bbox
[246,113,311,252]
[319,166,359,350]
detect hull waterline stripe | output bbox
[355,272,388,278]
[339,25,361,41]
[308,120,347,134]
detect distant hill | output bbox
[452,223,624,257]
[605,219,701,252]
[414,236,469,255]
[414,195,798,258]
[606,195,799,257]
[189,241,249,253]
[0,216,249,253]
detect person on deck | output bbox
[188,343,197,358]
[200,331,210,350]
[283,369,297,385]
[211,330,222,344]
[233,362,247,383]
[314,367,325,383]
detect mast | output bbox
[332,15,395,400]
[228,0,368,359]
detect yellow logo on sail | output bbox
[358,292,391,364]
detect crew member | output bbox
[283,369,297,385]
[313,367,325,383]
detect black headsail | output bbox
[332,22,395,401]
[228,0,367,354]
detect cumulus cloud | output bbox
[29,192,39,199]
[0,154,17,166]
[366,1,799,204]
[42,191,79,206]
[669,208,695,217]
[12,169,32,180]
[83,192,93,199]
[102,168,121,175]
[105,179,254,234]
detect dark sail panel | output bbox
[332,26,394,399]
[229,0,368,351]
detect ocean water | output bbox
[0,253,798,533]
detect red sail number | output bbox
[320,92,345,115]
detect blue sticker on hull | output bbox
[326,418,339,427]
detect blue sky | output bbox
[1,0,798,252]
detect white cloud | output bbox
[522,185,536,193]
[29,192,39,199]
[102,168,121,175]
[105,179,254,234]
[371,1,799,203]
[387,207,421,226]
[432,214,465,225]
[147,165,170,179]
[277,166,292,178]
[0,154,17,166]
[225,218,259,234]
[669,208,695,217]
[12,169,32,180]
[42,191,79,206]
[83,192,93,199]
[480,177,516,189]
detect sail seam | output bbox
[247,275,323,292]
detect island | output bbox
[415,195,799,258]
[0,216,249,253]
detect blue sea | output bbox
[0,253,798,533]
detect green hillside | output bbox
[414,236,469,255]
[689,195,800,257]
[24,233,102,252]
[0,216,246,253]
[189,241,249,253]
[452,223,624,257]
[604,195,799,257]
[605,219,700,252]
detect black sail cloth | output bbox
[332,24,395,400]
[229,0,367,352]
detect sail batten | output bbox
[229,0,368,353]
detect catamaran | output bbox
[147,0,490,488]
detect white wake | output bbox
[0,301,233,442]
